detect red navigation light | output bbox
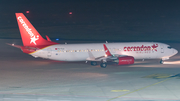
[26,11,30,14]
[69,12,72,15]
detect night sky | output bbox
[1,0,180,42]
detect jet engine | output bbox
[113,56,134,65]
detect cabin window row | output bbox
[56,49,121,53]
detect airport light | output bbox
[26,11,30,14]
[69,12,72,15]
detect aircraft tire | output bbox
[100,63,107,68]
[91,61,97,66]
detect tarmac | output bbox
[0,39,180,101]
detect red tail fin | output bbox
[15,13,57,46]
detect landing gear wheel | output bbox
[91,61,97,66]
[100,63,107,68]
[160,60,164,64]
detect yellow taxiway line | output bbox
[108,76,175,101]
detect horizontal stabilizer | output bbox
[6,43,22,49]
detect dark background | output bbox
[1,0,180,42]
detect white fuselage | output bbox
[30,42,178,62]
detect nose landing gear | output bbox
[160,59,164,64]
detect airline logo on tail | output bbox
[17,16,39,45]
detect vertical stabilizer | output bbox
[15,13,57,46]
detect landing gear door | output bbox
[47,48,52,57]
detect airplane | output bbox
[8,13,178,68]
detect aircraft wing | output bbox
[86,44,125,61]
[86,44,134,66]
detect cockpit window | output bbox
[167,46,172,49]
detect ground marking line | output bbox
[107,77,173,101]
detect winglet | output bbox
[103,44,112,56]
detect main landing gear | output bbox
[91,61,97,66]
[90,61,107,68]
[100,62,107,68]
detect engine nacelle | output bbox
[113,56,134,65]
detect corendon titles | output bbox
[18,16,34,38]
[124,44,158,52]
[18,16,39,45]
